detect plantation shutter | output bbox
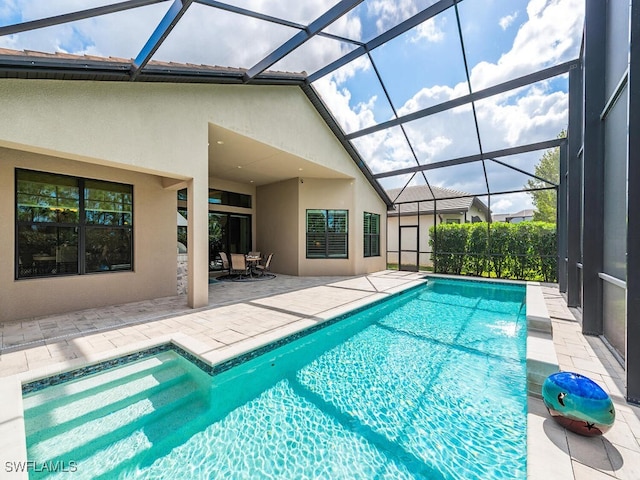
[306,210,327,258]
[371,213,380,256]
[327,210,348,258]
[364,212,371,256]
[306,209,348,258]
[364,212,380,257]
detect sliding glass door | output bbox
[209,212,251,269]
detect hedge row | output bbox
[428,222,557,282]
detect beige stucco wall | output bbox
[0,78,388,320]
[298,178,354,276]
[387,213,435,268]
[352,175,388,274]
[0,79,371,185]
[256,177,387,276]
[256,178,300,275]
[0,148,177,321]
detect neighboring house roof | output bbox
[492,213,510,223]
[386,185,489,217]
[509,209,535,219]
[492,209,535,222]
[493,209,535,222]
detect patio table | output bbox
[245,255,261,277]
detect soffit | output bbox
[208,125,351,186]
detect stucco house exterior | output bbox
[492,209,535,223]
[0,53,390,322]
[386,185,489,270]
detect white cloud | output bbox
[351,127,416,175]
[411,18,445,43]
[398,84,469,115]
[476,82,568,150]
[491,193,534,214]
[470,0,583,89]
[499,12,518,30]
[367,0,421,35]
[318,0,582,214]
[313,56,378,134]
[491,197,514,212]
[0,0,345,69]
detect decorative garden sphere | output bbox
[542,371,615,436]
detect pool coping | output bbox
[0,276,557,479]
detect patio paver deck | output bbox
[0,272,638,479]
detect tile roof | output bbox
[386,184,489,216]
[492,209,536,222]
[0,48,307,81]
[509,209,535,218]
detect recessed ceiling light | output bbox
[250,180,254,183]
[216,140,224,145]
[237,165,242,169]
[298,168,303,171]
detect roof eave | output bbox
[0,56,308,85]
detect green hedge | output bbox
[429,222,557,282]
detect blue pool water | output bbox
[24,278,527,479]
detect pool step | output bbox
[25,363,190,436]
[25,354,210,466]
[28,377,204,461]
[81,396,211,479]
[68,395,210,479]
[23,351,181,411]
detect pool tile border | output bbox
[22,283,427,395]
[210,282,425,375]
[21,278,535,397]
[22,344,180,394]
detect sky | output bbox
[0,0,585,214]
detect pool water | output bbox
[24,278,527,479]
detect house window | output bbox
[306,209,348,258]
[445,218,461,224]
[208,189,252,208]
[363,212,380,257]
[16,169,133,278]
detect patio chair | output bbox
[229,253,249,277]
[218,252,230,273]
[254,253,273,277]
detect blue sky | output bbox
[312,0,583,213]
[0,0,584,213]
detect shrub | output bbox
[429,221,557,282]
[508,222,534,279]
[530,222,557,282]
[429,223,468,274]
[488,222,511,279]
[465,223,488,276]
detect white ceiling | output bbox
[207,124,351,186]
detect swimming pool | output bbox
[23,278,527,479]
